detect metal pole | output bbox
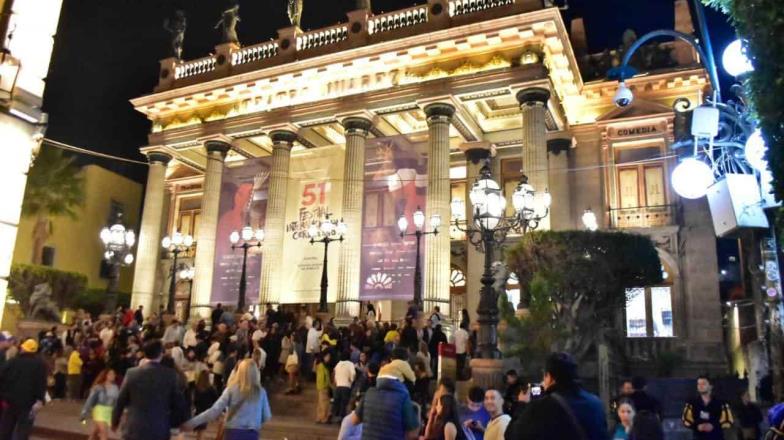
[185,280,193,323]
[167,249,179,314]
[319,239,330,313]
[238,244,249,313]
[106,262,120,313]
[476,229,500,359]
[414,231,423,309]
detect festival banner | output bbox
[280,145,345,304]
[359,134,428,301]
[211,157,272,306]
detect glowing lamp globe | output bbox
[123,254,134,265]
[722,39,753,77]
[397,215,408,234]
[745,129,768,171]
[672,158,715,199]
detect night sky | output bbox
[40,0,737,183]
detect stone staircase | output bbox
[31,379,339,440]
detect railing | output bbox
[297,25,349,51]
[174,56,217,80]
[625,337,676,361]
[368,5,429,35]
[449,0,514,17]
[610,204,676,229]
[232,41,279,66]
[162,0,523,87]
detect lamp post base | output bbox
[469,358,506,391]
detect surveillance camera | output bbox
[614,81,633,107]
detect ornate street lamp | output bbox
[398,207,440,310]
[178,264,195,322]
[100,213,136,312]
[229,226,264,313]
[307,213,346,313]
[452,159,551,359]
[162,231,195,314]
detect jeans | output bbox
[225,428,259,440]
[303,353,314,380]
[332,386,351,419]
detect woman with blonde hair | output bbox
[183,358,272,440]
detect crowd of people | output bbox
[0,301,781,440]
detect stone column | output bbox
[336,117,372,321]
[423,103,455,318]
[516,87,551,230]
[130,152,172,315]
[258,130,296,307]
[190,140,230,321]
[459,143,495,325]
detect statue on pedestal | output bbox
[28,283,60,323]
[356,0,371,11]
[163,9,187,59]
[215,2,241,44]
[491,261,510,300]
[287,0,303,28]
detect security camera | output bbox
[614,81,633,107]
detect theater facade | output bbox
[130,0,727,375]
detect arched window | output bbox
[450,266,466,316]
[450,268,466,288]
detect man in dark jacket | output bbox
[505,352,607,440]
[0,339,47,440]
[681,375,733,440]
[111,339,187,440]
[352,374,420,439]
[428,324,447,376]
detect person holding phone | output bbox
[461,386,490,440]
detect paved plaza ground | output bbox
[31,399,338,440]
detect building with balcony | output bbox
[130,0,726,375]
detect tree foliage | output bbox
[701,0,784,202]
[503,231,662,362]
[8,264,87,314]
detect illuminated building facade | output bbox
[132,0,726,375]
[0,0,63,325]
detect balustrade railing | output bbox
[165,0,522,86]
[368,5,428,35]
[449,0,514,17]
[610,205,676,229]
[297,25,349,51]
[174,56,217,80]
[232,41,279,66]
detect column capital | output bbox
[423,102,456,121]
[515,87,550,107]
[341,117,373,134]
[547,138,572,156]
[146,151,173,165]
[204,139,231,158]
[269,130,298,149]
[459,141,496,165]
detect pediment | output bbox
[596,99,673,122]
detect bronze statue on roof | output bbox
[163,9,187,59]
[287,0,303,28]
[216,2,240,44]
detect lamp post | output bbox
[397,207,440,310]
[307,213,347,313]
[161,231,195,314]
[452,159,551,359]
[582,208,598,231]
[178,265,195,322]
[229,226,264,313]
[100,213,136,312]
